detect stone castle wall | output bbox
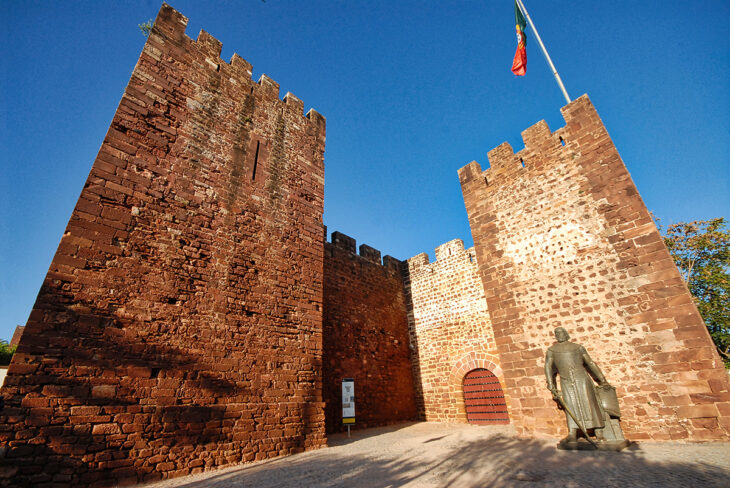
[322,231,418,433]
[404,239,505,423]
[2,5,728,486]
[459,95,730,441]
[0,5,326,486]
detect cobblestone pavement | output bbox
[144,422,730,488]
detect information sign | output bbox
[342,378,355,425]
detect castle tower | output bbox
[404,239,507,424]
[0,4,326,485]
[459,95,730,441]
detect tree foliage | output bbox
[658,217,730,367]
[0,340,16,366]
[139,19,153,37]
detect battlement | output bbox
[0,5,331,484]
[406,238,477,272]
[326,230,402,271]
[459,93,730,441]
[434,239,467,261]
[458,95,598,187]
[150,3,325,126]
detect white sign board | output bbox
[342,378,355,424]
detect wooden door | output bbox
[463,368,509,424]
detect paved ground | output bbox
[144,422,730,488]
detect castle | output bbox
[1,4,728,486]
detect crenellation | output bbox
[306,108,326,128]
[520,119,553,151]
[195,30,223,57]
[486,142,520,176]
[325,232,401,271]
[283,92,305,115]
[229,53,253,78]
[359,243,381,264]
[152,5,321,127]
[434,238,465,261]
[457,160,483,185]
[406,252,429,271]
[560,94,595,124]
[382,255,402,272]
[463,108,596,191]
[330,231,355,254]
[154,3,188,40]
[257,74,280,99]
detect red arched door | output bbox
[463,368,509,424]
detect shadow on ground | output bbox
[326,422,420,447]
[160,425,729,488]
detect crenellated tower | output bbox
[1,4,326,485]
[459,95,730,441]
[404,239,507,425]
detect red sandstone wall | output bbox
[0,5,326,486]
[404,239,506,423]
[9,327,24,347]
[322,231,418,433]
[459,95,730,441]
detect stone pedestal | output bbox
[557,438,631,451]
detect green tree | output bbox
[0,340,16,366]
[139,19,153,37]
[658,217,730,367]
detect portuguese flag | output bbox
[511,1,527,76]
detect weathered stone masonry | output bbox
[322,231,417,433]
[0,4,326,486]
[2,4,730,487]
[404,239,506,423]
[459,95,730,441]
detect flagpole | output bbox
[515,0,571,104]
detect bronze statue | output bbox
[545,327,629,450]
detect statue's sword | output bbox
[554,393,597,448]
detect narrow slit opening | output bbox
[559,136,566,146]
[251,141,260,180]
[520,158,525,168]
[484,176,489,186]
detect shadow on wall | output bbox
[0,300,318,485]
[321,232,421,434]
[165,428,729,488]
[400,264,427,422]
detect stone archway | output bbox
[462,368,509,424]
[447,351,509,423]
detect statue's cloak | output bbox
[545,342,605,430]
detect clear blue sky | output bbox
[1,1,728,341]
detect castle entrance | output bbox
[463,368,509,424]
